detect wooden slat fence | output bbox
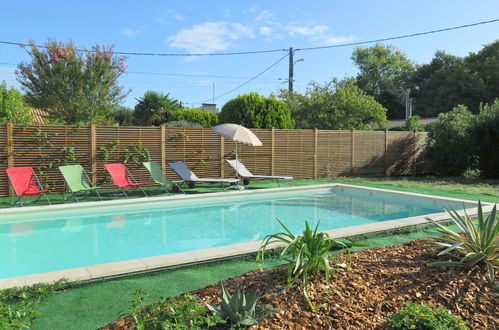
[0,123,427,197]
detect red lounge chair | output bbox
[104,163,148,198]
[5,167,51,206]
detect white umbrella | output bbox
[212,123,262,187]
[212,123,262,147]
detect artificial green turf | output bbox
[32,258,285,330]
[4,176,498,328]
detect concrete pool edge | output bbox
[0,184,496,289]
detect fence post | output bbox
[313,128,318,179]
[385,129,389,176]
[6,122,14,196]
[160,126,166,170]
[220,135,225,177]
[90,124,97,185]
[413,131,417,176]
[270,128,275,175]
[350,129,355,176]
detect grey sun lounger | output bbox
[226,159,293,187]
[167,161,240,191]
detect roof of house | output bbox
[30,108,48,124]
[384,117,438,128]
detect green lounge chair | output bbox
[143,161,185,194]
[59,165,102,202]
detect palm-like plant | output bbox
[426,201,498,281]
[206,283,259,327]
[257,219,355,310]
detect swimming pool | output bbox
[0,184,486,285]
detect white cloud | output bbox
[168,22,253,54]
[122,27,143,37]
[154,17,168,25]
[167,9,185,21]
[255,10,275,23]
[316,35,356,46]
[285,23,355,46]
[259,26,273,36]
[286,24,329,36]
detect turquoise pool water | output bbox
[0,187,460,279]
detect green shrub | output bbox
[207,283,260,327]
[257,219,360,310]
[129,290,224,329]
[426,201,498,281]
[470,99,499,178]
[220,92,294,128]
[424,105,476,176]
[0,281,66,329]
[170,108,219,127]
[163,120,203,128]
[384,302,468,329]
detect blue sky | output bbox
[1,1,498,110]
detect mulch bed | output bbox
[102,238,498,329]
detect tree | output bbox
[279,79,387,130]
[470,99,499,178]
[352,44,415,119]
[133,91,181,126]
[16,39,129,125]
[113,106,134,126]
[219,92,294,129]
[0,81,34,124]
[170,108,218,127]
[411,51,482,117]
[464,40,499,109]
[424,105,476,176]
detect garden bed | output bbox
[102,238,498,329]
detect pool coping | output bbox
[0,183,496,289]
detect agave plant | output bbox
[426,201,498,281]
[257,219,357,310]
[206,283,259,327]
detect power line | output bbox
[127,71,282,80]
[0,18,497,57]
[194,53,289,104]
[295,18,499,52]
[0,40,286,57]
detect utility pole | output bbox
[212,81,216,104]
[288,47,294,92]
[405,88,411,119]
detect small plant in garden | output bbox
[257,219,358,310]
[128,290,224,329]
[206,282,260,327]
[0,281,66,329]
[384,302,468,330]
[426,201,498,281]
[123,143,151,165]
[97,139,120,161]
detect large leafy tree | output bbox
[411,51,482,117]
[0,81,34,124]
[219,92,294,129]
[279,79,387,130]
[465,40,499,106]
[352,44,415,119]
[133,91,181,126]
[16,39,129,125]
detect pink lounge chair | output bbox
[5,167,51,206]
[104,163,148,198]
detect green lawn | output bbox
[0,176,497,329]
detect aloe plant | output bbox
[257,219,358,310]
[426,201,498,281]
[206,283,259,327]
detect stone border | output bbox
[0,184,495,289]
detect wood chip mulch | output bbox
[102,238,498,329]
